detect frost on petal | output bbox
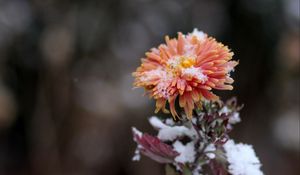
[139,69,166,82]
[224,140,263,175]
[133,29,238,119]
[156,80,172,99]
[132,127,179,163]
[173,141,196,163]
[190,28,206,41]
[182,67,208,83]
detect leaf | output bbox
[182,166,192,175]
[165,164,179,175]
[132,129,179,164]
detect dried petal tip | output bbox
[133,28,238,119]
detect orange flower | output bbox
[133,29,238,120]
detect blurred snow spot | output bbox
[74,76,122,118]
[41,24,74,68]
[0,84,16,129]
[70,127,113,167]
[273,109,300,151]
[0,0,31,47]
[120,73,148,109]
[284,0,300,20]
[110,21,151,64]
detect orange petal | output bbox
[168,94,179,120]
[185,94,194,119]
[177,32,185,55]
[179,95,186,107]
[200,89,219,101]
[165,36,176,55]
[155,98,167,113]
[215,85,233,90]
[191,90,200,102]
[146,52,161,62]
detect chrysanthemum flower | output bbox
[133,29,238,119]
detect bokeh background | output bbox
[0,0,299,174]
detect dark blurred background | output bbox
[0,0,299,174]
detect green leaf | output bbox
[165,164,179,175]
[182,166,192,175]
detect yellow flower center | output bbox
[166,56,196,76]
[180,56,195,68]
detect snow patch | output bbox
[140,69,173,99]
[165,118,175,126]
[182,67,208,82]
[140,69,166,82]
[219,106,231,114]
[229,112,241,124]
[173,141,196,163]
[149,116,168,129]
[204,144,216,159]
[149,116,196,141]
[190,28,206,41]
[132,146,141,161]
[224,140,263,175]
[132,127,142,137]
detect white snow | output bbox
[192,163,203,175]
[156,80,172,99]
[204,144,216,159]
[131,127,143,161]
[165,118,175,126]
[158,126,196,141]
[167,56,181,69]
[182,67,208,82]
[224,140,263,175]
[140,68,172,99]
[132,147,141,161]
[189,28,206,41]
[219,107,241,124]
[149,116,196,141]
[219,106,231,114]
[173,141,196,163]
[140,69,166,82]
[229,112,241,124]
[149,116,168,129]
[132,127,142,138]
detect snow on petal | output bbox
[182,66,208,82]
[133,29,238,119]
[190,28,206,41]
